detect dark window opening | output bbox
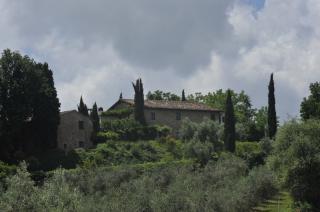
[210,113,216,121]
[79,141,84,148]
[78,121,84,130]
[151,112,156,120]
[176,111,181,120]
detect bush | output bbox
[96,131,120,142]
[269,119,320,209]
[236,142,265,168]
[0,156,277,211]
[180,117,223,151]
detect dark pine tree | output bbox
[268,73,277,138]
[132,78,146,125]
[224,89,236,153]
[182,89,186,101]
[119,92,123,100]
[90,102,100,133]
[78,96,89,116]
[32,63,60,150]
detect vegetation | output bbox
[90,102,100,133]
[300,81,320,120]
[133,78,146,125]
[224,90,236,152]
[268,73,277,138]
[0,155,277,211]
[1,49,318,211]
[181,89,186,101]
[146,90,181,101]
[101,108,133,119]
[268,119,320,210]
[187,89,267,141]
[0,49,60,162]
[77,96,89,116]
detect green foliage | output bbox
[269,119,320,209]
[187,89,267,141]
[268,73,277,138]
[96,131,120,142]
[77,96,89,116]
[181,89,186,101]
[0,161,16,183]
[132,78,146,125]
[90,102,100,133]
[146,90,181,101]
[180,117,223,151]
[0,156,278,211]
[183,141,214,166]
[0,49,60,161]
[236,142,265,168]
[224,90,236,152]
[101,108,133,119]
[102,118,164,141]
[300,81,320,120]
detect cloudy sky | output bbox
[0,0,319,120]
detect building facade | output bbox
[106,99,224,135]
[57,110,94,151]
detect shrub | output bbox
[269,119,320,209]
[236,142,265,168]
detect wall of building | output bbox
[57,111,93,152]
[144,108,222,135]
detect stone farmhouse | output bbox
[106,98,224,136]
[57,110,94,152]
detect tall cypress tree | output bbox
[182,89,186,101]
[224,89,236,152]
[268,73,277,138]
[78,96,89,116]
[132,78,146,125]
[90,102,100,133]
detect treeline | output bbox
[146,74,277,142]
[0,50,60,162]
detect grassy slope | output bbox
[253,191,294,212]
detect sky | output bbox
[0,0,319,121]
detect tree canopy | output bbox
[133,78,146,125]
[146,90,180,101]
[300,82,320,120]
[78,96,89,116]
[0,49,60,161]
[188,89,267,141]
[224,90,236,152]
[268,73,277,138]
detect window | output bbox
[175,130,180,137]
[151,112,156,120]
[210,113,216,121]
[176,111,181,120]
[78,121,84,130]
[63,144,67,149]
[79,141,84,148]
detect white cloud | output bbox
[0,0,319,120]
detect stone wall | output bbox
[144,108,222,135]
[57,110,93,152]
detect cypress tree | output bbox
[132,78,146,125]
[90,102,100,133]
[78,96,89,116]
[224,89,236,152]
[182,89,186,101]
[119,92,123,100]
[268,73,277,138]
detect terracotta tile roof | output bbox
[119,99,222,112]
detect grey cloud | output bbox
[6,0,235,74]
